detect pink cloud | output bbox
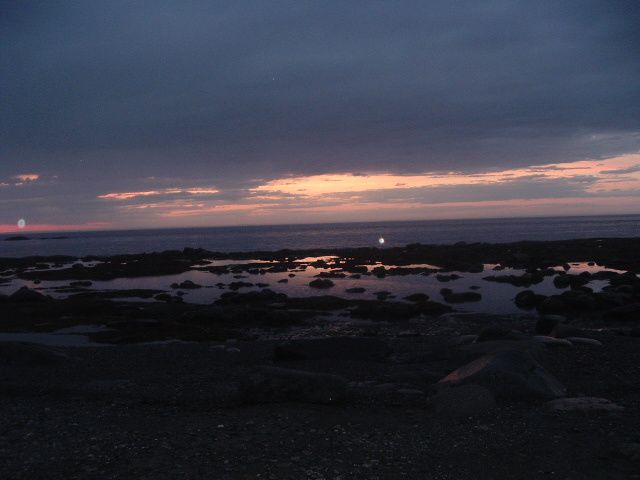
[98,187,219,200]
[13,173,40,182]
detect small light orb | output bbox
[378,237,385,245]
[17,218,26,229]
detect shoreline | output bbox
[1,237,640,478]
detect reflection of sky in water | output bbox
[0,260,632,315]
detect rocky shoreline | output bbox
[1,237,639,479]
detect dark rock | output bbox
[484,272,543,287]
[343,265,368,274]
[553,274,571,288]
[345,287,366,293]
[442,291,482,303]
[438,350,566,400]
[515,290,546,309]
[436,274,461,282]
[537,296,567,314]
[316,271,346,279]
[374,290,393,300]
[404,293,429,302]
[215,289,287,305]
[309,278,335,289]
[170,280,202,290]
[228,281,254,290]
[239,366,347,405]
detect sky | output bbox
[1,0,640,233]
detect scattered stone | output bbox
[530,336,573,348]
[546,397,624,413]
[239,366,347,405]
[273,337,392,362]
[397,330,419,337]
[81,379,137,398]
[565,337,602,347]
[433,384,497,417]
[396,388,424,396]
[613,442,640,462]
[0,342,69,365]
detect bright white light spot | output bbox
[378,237,385,245]
[17,219,26,229]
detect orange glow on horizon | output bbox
[0,222,110,235]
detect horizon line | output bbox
[3,211,640,236]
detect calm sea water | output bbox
[1,215,639,258]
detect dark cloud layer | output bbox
[1,0,639,227]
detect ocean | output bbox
[1,214,639,258]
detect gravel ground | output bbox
[1,332,639,480]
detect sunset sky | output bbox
[1,1,639,233]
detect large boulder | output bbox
[438,350,566,400]
[273,337,392,362]
[9,286,49,303]
[239,366,347,404]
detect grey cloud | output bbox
[601,164,640,175]
[1,0,639,224]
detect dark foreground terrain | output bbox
[1,238,640,479]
